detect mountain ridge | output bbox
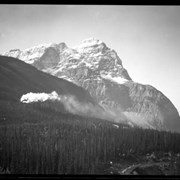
[0,55,96,106]
[2,38,180,132]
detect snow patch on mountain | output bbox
[74,37,103,49]
[101,73,129,85]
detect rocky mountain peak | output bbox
[2,38,180,132]
[74,37,109,55]
[78,37,104,48]
[51,42,68,52]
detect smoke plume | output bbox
[20,91,127,123]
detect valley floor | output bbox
[104,153,180,175]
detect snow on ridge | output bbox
[23,43,54,52]
[81,37,102,45]
[69,64,78,69]
[3,50,21,58]
[68,53,81,59]
[101,73,128,85]
[73,37,103,50]
[59,75,74,82]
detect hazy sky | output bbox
[0,5,180,112]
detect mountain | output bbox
[0,55,97,104]
[1,58,180,176]
[0,55,110,122]
[3,38,180,132]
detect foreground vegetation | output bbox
[0,104,180,174]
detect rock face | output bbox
[3,37,180,132]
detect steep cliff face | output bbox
[3,38,180,132]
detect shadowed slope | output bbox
[0,55,95,105]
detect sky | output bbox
[0,5,180,112]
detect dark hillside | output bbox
[0,55,95,104]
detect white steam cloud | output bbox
[20,91,127,123]
[20,91,60,103]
